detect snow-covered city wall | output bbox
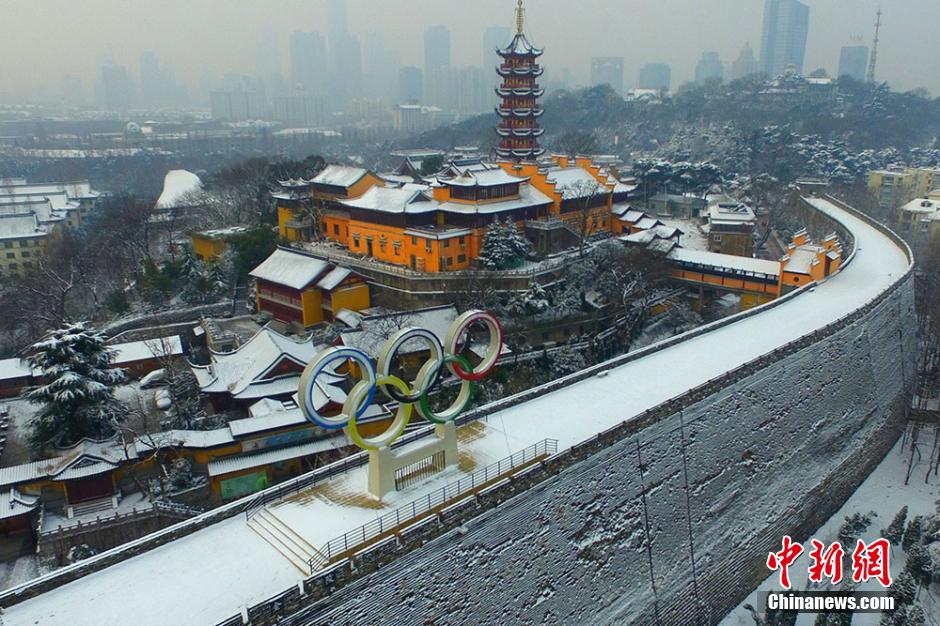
[217,197,915,626]
[259,273,914,626]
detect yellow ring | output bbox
[344,375,413,451]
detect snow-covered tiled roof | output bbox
[0,357,34,381]
[0,213,44,240]
[316,267,353,291]
[668,248,780,276]
[312,165,369,188]
[546,167,610,200]
[0,438,138,488]
[443,168,527,187]
[0,489,39,520]
[784,247,820,275]
[192,325,344,404]
[437,183,552,215]
[111,336,183,365]
[635,217,665,230]
[340,186,437,214]
[0,180,98,201]
[206,434,349,477]
[135,428,235,453]
[249,248,330,290]
[339,304,459,358]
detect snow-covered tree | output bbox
[507,281,550,317]
[479,218,529,270]
[888,570,917,607]
[837,512,873,548]
[906,544,932,588]
[26,322,127,451]
[549,344,588,379]
[882,506,909,545]
[903,516,924,552]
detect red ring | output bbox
[449,312,502,382]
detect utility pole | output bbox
[866,8,882,84]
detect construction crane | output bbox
[866,8,882,84]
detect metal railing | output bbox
[314,438,557,568]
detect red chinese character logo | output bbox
[807,539,844,584]
[767,535,804,589]
[851,538,892,587]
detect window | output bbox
[21,251,29,258]
[713,234,722,242]
[3,242,10,249]
[411,236,417,245]
[18,240,28,248]
[457,254,466,263]
[321,223,327,232]
[8,263,16,271]
[426,240,432,253]
[5,253,13,259]
[444,239,450,248]
[333,224,339,235]
[22,262,31,269]
[446,257,452,266]
[459,236,465,246]
[352,234,360,247]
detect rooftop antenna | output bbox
[515,0,525,35]
[867,8,881,84]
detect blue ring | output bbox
[300,347,376,429]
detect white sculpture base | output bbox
[368,421,458,499]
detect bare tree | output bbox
[562,179,608,258]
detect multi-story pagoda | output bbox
[495,0,545,161]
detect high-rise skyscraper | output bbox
[362,30,400,102]
[289,31,327,92]
[730,43,760,81]
[256,32,285,98]
[399,66,423,104]
[695,52,725,84]
[590,57,624,94]
[424,25,451,106]
[638,63,671,91]
[138,51,162,104]
[760,0,810,77]
[838,45,869,82]
[100,63,131,112]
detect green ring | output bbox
[417,354,475,424]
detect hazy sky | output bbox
[2,0,937,97]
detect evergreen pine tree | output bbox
[882,506,909,545]
[479,218,530,270]
[888,570,917,606]
[26,322,127,451]
[903,516,924,552]
[906,544,932,588]
[838,512,874,547]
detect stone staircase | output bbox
[67,496,115,519]
[247,508,326,574]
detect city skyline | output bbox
[1,0,938,106]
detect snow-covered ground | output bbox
[720,438,940,625]
[0,199,912,626]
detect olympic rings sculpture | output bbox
[297,310,502,451]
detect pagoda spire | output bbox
[494,1,545,161]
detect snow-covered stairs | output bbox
[247,508,325,574]
[68,496,115,518]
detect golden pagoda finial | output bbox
[515,0,525,35]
